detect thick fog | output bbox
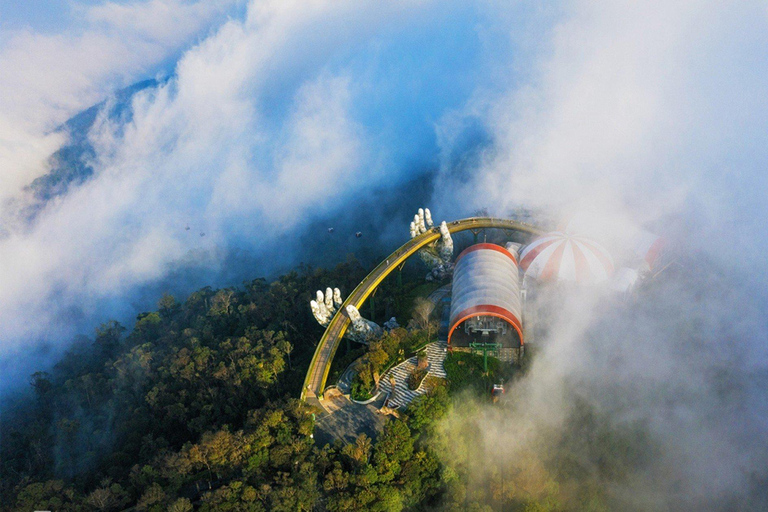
[431,1,768,509]
[0,0,526,388]
[1,1,768,506]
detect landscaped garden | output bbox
[443,350,516,396]
[350,327,436,401]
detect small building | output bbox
[448,243,523,362]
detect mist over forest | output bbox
[2,1,768,510]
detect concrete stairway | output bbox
[379,341,447,409]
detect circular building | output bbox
[448,243,523,362]
[520,231,614,284]
[632,231,665,273]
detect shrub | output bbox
[350,373,375,401]
[416,349,428,370]
[443,351,514,395]
[351,380,373,401]
[407,367,428,391]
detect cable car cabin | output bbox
[448,243,524,363]
[492,384,505,403]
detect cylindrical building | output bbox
[448,243,523,360]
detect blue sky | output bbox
[0,0,101,32]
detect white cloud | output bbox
[0,0,500,367]
[439,1,768,247]
[431,1,768,506]
[0,0,237,203]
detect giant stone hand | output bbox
[310,287,382,343]
[409,207,454,281]
[310,287,342,327]
[345,305,383,342]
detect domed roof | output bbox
[632,231,665,272]
[520,231,614,284]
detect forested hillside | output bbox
[1,254,662,511]
[0,259,459,511]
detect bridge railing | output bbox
[301,217,543,400]
[303,228,442,400]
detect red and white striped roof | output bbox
[633,232,665,271]
[558,213,665,272]
[520,232,614,284]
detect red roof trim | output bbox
[448,304,524,347]
[572,241,590,282]
[456,243,518,265]
[520,238,558,270]
[645,237,665,268]
[540,240,566,281]
[576,238,614,275]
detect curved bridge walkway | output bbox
[301,217,543,405]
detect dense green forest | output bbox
[0,258,453,511]
[1,257,649,511]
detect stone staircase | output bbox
[379,341,447,409]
